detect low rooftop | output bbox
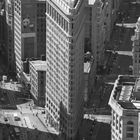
[20,72,30,83]
[88,0,96,5]
[0,79,32,107]
[0,81,22,92]
[84,62,91,73]
[84,52,93,73]
[109,75,140,110]
[30,60,46,71]
[0,104,58,135]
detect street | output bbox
[0,48,7,76]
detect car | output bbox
[14,116,21,121]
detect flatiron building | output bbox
[45,0,85,139]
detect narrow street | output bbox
[0,48,7,77]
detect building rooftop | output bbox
[60,0,78,7]
[84,52,93,73]
[36,0,46,2]
[88,0,106,6]
[88,0,96,5]
[30,60,46,71]
[84,62,91,73]
[21,72,30,83]
[21,0,46,4]
[0,81,22,92]
[136,17,140,32]
[0,79,33,107]
[0,104,58,135]
[109,75,140,111]
[48,0,82,15]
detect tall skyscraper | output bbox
[132,17,140,76]
[5,0,15,73]
[46,0,85,139]
[111,0,121,30]
[14,0,46,78]
[88,0,112,67]
[0,1,5,52]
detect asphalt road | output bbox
[0,49,7,76]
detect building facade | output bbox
[36,2,46,58]
[110,0,121,30]
[0,1,6,53]
[86,0,112,68]
[14,0,46,78]
[0,108,60,140]
[5,0,15,73]
[29,60,46,107]
[132,17,140,76]
[45,0,85,139]
[109,75,140,140]
[84,0,121,73]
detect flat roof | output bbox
[119,86,133,101]
[36,0,46,1]
[118,101,136,109]
[21,72,30,83]
[88,0,96,5]
[0,81,33,107]
[109,75,140,110]
[84,62,91,73]
[134,78,140,92]
[30,60,46,71]
[0,81,22,92]
[0,105,58,135]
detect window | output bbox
[126,133,133,138]
[127,127,134,131]
[71,23,74,29]
[127,121,133,125]
[71,129,72,134]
